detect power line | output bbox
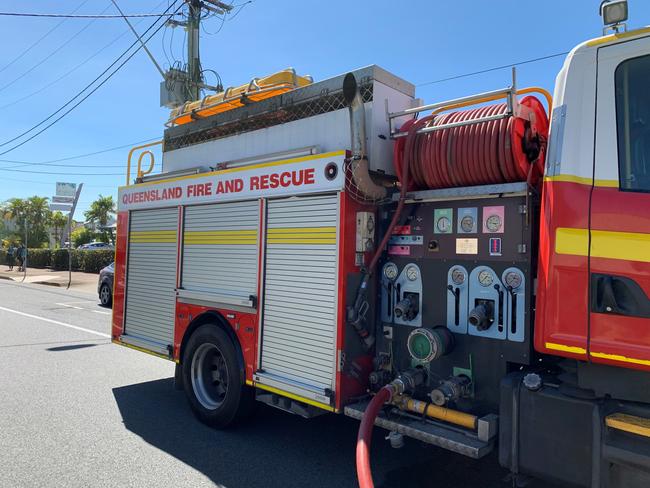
[0,2,113,95]
[416,51,570,87]
[0,0,170,112]
[0,2,182,156]
[0,12,180,19]
[0,137,159,167]
[0,0,90,75]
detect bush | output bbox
[0,249,5,265]
[26,249,51,268]
[52,249,83,271]
[71,227,95,248]
[82,249,114,273]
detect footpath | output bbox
[0,267,99,295]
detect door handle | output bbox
[591,273,650,318]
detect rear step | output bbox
[606,413,650,438]
[344,400,497,459]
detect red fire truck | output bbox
[113,5,650,487]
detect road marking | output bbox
[93,310,111,315]
[56,302,83,310]
[0,305,110,338]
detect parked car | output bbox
[80,241,114,251]
[98,262,114,307]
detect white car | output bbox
[79,242,114,251]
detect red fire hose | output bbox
[356,387,392,488]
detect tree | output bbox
[49,211,68,247]
[1,197,51,247]
[84,195,116,243]
[71,227,94,248]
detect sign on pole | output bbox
[56,182,77,198]
[49,203,74,212]
[52,195,75,204]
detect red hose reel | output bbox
[393,96,549,189]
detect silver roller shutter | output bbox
[124,208,178,350]
[260,193,339,392]
[182,201,259,302]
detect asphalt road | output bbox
[0,280,554,488]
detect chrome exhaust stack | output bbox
[343,72,387,201]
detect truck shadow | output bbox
[113,378,516,488]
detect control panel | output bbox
[381,262,422,327]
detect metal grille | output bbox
[260,194,339,392]
[165,84,373,152]
[182,201,259,300]
[124,208,178,349]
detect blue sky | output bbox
[0,0,648,217]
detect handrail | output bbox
[126,140,163,185]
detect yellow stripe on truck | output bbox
[130,230,177,243]
[184,229,258,245]
[555,227,650,263]
[267,226,337,245]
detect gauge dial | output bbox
[406,265,419,281]
[504,271,522,289]
[478,270,493,287]
[451,268,466,285]
[460,215,474,233]
[436,216,451,233]
[485,214,502,232]
[383,263,398,281]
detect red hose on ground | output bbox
[356,387,392,488]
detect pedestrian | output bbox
[6,243,14,271]
[17,244,26,272]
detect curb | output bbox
[0,275,15,281]
[32,281,63,287]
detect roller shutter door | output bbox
[124,208,178,349]
[182,201,259,301]
[260,194,339,392]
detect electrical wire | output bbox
[0,0,90,75]
[0,0,170,112]
[416,51,569,87]
[0,2,182,156]
[0,2,113,95]
[0,12,180,19]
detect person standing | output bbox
[17,244,26,272]
[6,243,14,271]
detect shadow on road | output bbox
[46,343,100,352]
[113,378,522,488]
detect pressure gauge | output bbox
[451,267,466,285]
[406,265,419,281]
[478,270,493,287]
[485,214,502,232]
[504,271,522,289]
[436,216,451,233]
[383,263,398,281]
[460,215,474,233]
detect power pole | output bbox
[186,0,202,101]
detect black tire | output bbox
[182,324,254,428]
[99,283,112,307]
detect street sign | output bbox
[52,195,75,204]
[49,203,73,212]
[56,182,77,198]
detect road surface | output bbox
[0,280,547,487]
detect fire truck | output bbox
[113,4,650,486]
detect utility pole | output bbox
[186,0,203,101]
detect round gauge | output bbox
[406,265,419,281]
[460,215,474,233]
[451,267,466,285]
[478,270,493,287]
[504,271,522,289]
[383,263,398,281]
[485,214,502,232]
[436,216,451,233]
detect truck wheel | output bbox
[182,324,253,428]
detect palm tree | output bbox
[85,195,116,243]
[49,211,68,248]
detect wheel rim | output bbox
[100,285,110,303]
[191,343,229,410]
